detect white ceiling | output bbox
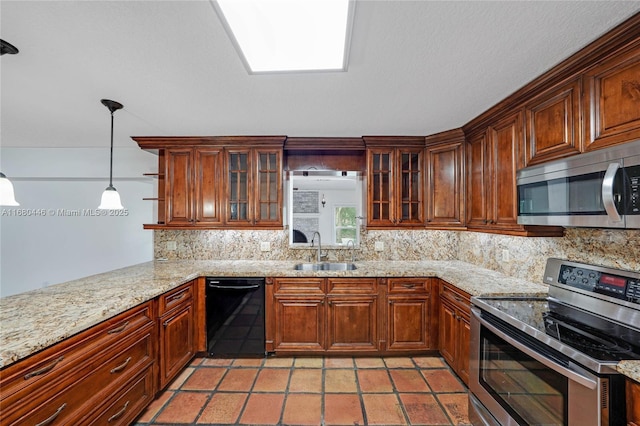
[1,1,639,148]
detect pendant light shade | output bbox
[0,172,19,206]
[98,99,124,210]
[99,185,123,210]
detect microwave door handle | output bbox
[602,163,623,223]
[474,310,597,390]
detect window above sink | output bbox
[287,170,364,247]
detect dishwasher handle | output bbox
[208,283,261,290]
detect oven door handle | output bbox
[474,309,597,390]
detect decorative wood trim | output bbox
[363,136,425,148]
[284,137,364,151]
[424,128,465,146]
[133,136,286,151]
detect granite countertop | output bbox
[1,259,637,382]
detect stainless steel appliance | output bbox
[206,277,266,357]
[469,258,640,426]
[516,140,640,229]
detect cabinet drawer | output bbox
[0,302,154,411]
[2,329,154,425]
[387,278,431,294]
[327,278,377,294]
[274,278,325,295]
[159,282,193,315]
[84,367,155,426]
[439,281,471,312]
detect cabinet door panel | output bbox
[227,150,251,224]
[438,300,457,366]
[159,304,194,389]
[525,79,582,165]
[274,297,324,351]
[426,141,464,226]
[490,112,522,228]
[255,150,282,225]
[585,45,640,151]
[195,148,223,225]
[398,150,423,225]
[368,149,394,226]
[165,149,193,225]
[327,296,378,351]
[458,313,471,386]
[466,132,489,227]
[387,296,430,351]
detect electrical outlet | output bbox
[375,241,384,252]
[502,249,510,262]
[260,241,271,252]
[166,241,177,251]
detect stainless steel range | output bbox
[469,258,640,426]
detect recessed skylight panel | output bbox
[215,0,353,73]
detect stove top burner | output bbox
[543,312,638,361]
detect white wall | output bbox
[0,147,157,297]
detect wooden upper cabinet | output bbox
[425,129,465,228]
[364,137,425,228]
[489,111,523,230]
[466,131,489,228]
[194,148,223,225]
[524,78,583,166]
[225,146,283,227]
[584,42,640,151]
[165,148,193,225]
[165,147,223,226]
[133,136,284,229]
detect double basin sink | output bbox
[293,262,357,271]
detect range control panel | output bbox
[558,264,640,304]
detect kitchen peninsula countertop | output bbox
[1,259,636,382]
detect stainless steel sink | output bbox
[293,262,357,271]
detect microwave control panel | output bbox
[558,264,640,304]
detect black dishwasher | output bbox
[205,277,266,357]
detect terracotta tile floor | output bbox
[133,355,471,426]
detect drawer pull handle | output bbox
[35,403,66,426]
[453,295,464,303]
[170,292,186,302]
[24,356,64,380]
[108,321,130,334]
[110,357,132,374]
[108,400,130,422]
[402,283,416,289]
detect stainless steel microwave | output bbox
[516,140,640,229]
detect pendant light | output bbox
[0,173,19,206]
[0,39,20,205]
[98,99,124,210]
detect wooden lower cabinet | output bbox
[629,379,640,426]
[387,295,431,351]
[0,302,156,426]
[274,296,325,351]
[158,281,196,389]
[438,280,471,385]
[269,277,439,355]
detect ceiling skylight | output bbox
[214,0,354,73]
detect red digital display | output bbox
[600,274,626,287]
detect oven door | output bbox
[469,307,618,426]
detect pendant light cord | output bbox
[109,110,115,188]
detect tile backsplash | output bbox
[154,228,639,282]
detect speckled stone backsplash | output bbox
[153,229,459,262]
[457,228,640,281]
[154,228,639,280]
